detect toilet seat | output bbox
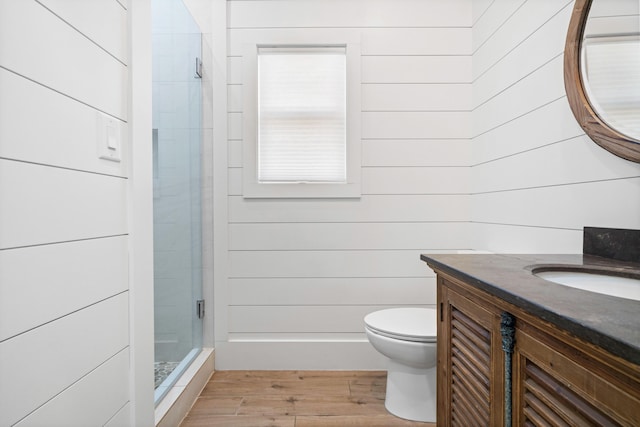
[364,308,437,343]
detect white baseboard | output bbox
[155,348,215,427]
[214,341,387,370]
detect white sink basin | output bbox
[535,271,640,301]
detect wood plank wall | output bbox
[471,0,640,252]
[0,0,131,424]
[218,0,473,369]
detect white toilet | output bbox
[364,307,437,423]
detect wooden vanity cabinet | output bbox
[437,273,640,426]
[513,320,640,426]
[437,275,506,426]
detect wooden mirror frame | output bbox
[564,0,640,163]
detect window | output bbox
[582,35,640,139]
[258,47,346,183]
[243,40,361,198]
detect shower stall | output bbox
[151,0,205,403]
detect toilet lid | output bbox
[364,308,437,343]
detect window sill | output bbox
[242,181,361,199]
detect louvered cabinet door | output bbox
[513,325,640,427]
[438,279,505,427]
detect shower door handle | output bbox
[196,299,205,319]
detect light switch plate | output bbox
[97,112,122,162]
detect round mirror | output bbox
[564,0,640,162]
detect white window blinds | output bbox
[583,36,640,139]
[258,46,347,183]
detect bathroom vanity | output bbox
[421,253,640,426]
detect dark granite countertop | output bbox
[421,253,640,366]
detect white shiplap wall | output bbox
[218,0,472,369]
[0,0,131,425]
[471,0,640,252]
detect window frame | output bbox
[242,37,361,199]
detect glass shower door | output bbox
[151,0,203,403]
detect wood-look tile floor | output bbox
[179,371,435,427]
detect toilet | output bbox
[364,307,437,423]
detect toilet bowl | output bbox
[364,308,437,423]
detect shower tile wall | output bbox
[152,0,202,364]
